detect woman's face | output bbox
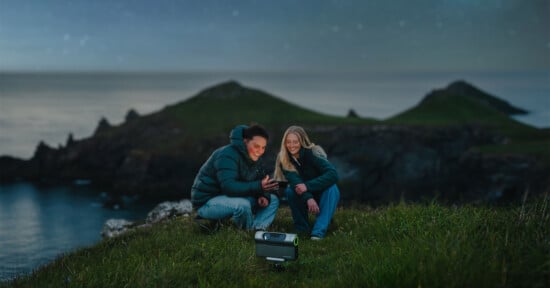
[285,132,301,157]
[245,136,267,161]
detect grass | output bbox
[385,89,550,162]
[3,198,548,287]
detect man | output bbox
[191,124,279,231]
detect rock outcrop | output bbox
[101,199,193,238]
[146,199,193,223]
[101,219,135,238]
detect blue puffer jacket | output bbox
[191,125,270,208]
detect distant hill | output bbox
[386,80,528,126]
[94,80,375,153]
[0,80,548,204]
[439,80,527,115]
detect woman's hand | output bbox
[306,198,320,214]
[294,183,307,195]
[257,196,269,208]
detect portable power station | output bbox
[254,231,298,262]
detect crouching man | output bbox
[191,124,279,230]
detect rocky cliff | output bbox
[1,80,548,205]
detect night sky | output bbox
[0,0,548,72]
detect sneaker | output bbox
[310,236,322,241]
[193,216,220,234]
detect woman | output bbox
[274,126,340,240]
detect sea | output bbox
[0,182,154,281]
[0,70,548,281]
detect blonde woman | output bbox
[274,126,340,240]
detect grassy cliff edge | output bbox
[3,199,548,287]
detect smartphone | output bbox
[268,179,288,188]
[276,180,288,189]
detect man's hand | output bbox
[257,196,269,208]
[261,175,279,191]
[307,198,320,214]
[294,183,307,195]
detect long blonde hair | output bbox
[274,126,315,181]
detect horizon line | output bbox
[1,68,548,75]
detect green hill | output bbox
[386,80,528,127]
[1,79,547,200]
[95,80,377,153]
[385,80,550,159]
[28,79,548,158]
[162,81,375,132]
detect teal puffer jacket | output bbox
[282,146,338,202]
[191,125,269,207]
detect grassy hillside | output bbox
[162,81,374,133]
[4,199,548,287]
[96,81,377,153]
[386,81,550,160]
[88,80,548,159]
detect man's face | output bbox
[245,136,267,161]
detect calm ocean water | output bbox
[1,70,548,159]
[0,70,548,281]
[0,182,154,281]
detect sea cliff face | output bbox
[314,124,548,204]
[1,81,548,205]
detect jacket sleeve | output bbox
[215,154,262,197]
[282,169,309,202]
[282,169,304,189]
[301,155,338,201]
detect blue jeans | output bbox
[197,194,279,230]
[285,184,340,238]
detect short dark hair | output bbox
[243,124,269,140]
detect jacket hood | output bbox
[294,145,327,160]
[229,125,253,162]
[229,125,247,145]
[311,145,327,159]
